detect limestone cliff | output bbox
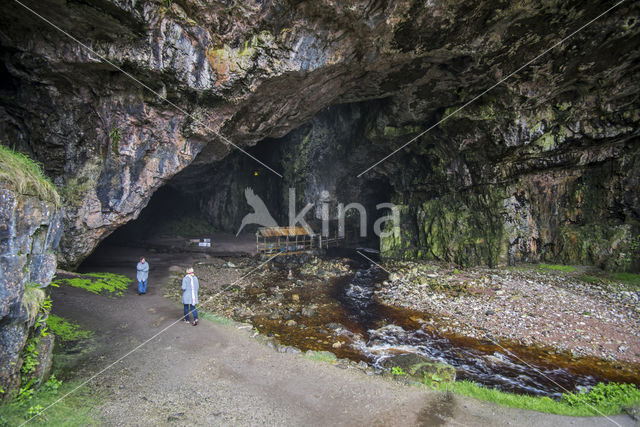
[0,0,638,269]
[0,188,61,398]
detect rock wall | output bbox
[0,189,62,398]
[378,98,640,269]
[0,0,638,269]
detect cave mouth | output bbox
[101,185,209,246]
[94,109,393,258]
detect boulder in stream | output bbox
[382,353,456,384]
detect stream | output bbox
[251,250,640,399]
[334,258,597,398]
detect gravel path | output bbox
[49,245,635,426]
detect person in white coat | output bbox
[136,257,149,295]
[182,267,199,326]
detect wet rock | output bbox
[264,339,279,351]
[32,334,55,385]
[301,306,316,318]
[624,405,640,421]
[268,309,282,320]
[285,320,297,327]
[0,190,62,399]
[233,307,253,318]
[279,346,301,354]
[167,412,185,422]
[382,354,456,384]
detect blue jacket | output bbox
[181,274,199,305]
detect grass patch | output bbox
[53,272,132,296]
[539,263,576,273]
[611,272,640,287]
[303,350,337,364]
[46,315,93,341]
[198,310,235,326]
[580,275,603,284]
[437,381,640,416]
[0,377,100,425]
[21,286,46,325]
[0,145,60,204]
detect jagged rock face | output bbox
[0,0,639,268]
[0,189,61,397]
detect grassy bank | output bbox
[437,380,640,416]
[198,310,235,326]
[0,376,101,426]
[0,145,60,204]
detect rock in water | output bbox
[382,354,456,384]
[301,306,316,318]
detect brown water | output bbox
[252,255,640,398]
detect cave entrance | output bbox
[100,185,210,246]
[88,101,394,264]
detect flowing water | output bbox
[335,262,592,397]
[253,251,640,398]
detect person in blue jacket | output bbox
[182,267,199,326]
[136,257,149,295]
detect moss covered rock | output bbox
[383,353,456,385]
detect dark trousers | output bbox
[184,304,198,321]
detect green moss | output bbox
[529,122,543,136]
[53,272,132,296]
[303,350,337,364]
[444,103,496,121]
[59,177,93,205]
[0,378,101,425]
[239,39,251,56]
[109,127,121,156]
[611,272,640,287]
[552,224,635,271]
[535,132,555,151]
[0,144,60,204]
[198,310,235,325]
[46,315,93,341]
[580,275,603,284]
[539,264,576,272]
[21,287,45,326]
[438,381,640,416]
[381,192,509,267]
[382,125,421,138]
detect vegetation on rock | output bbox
[0,145,60,204]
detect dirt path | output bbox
[50,246,635,426]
